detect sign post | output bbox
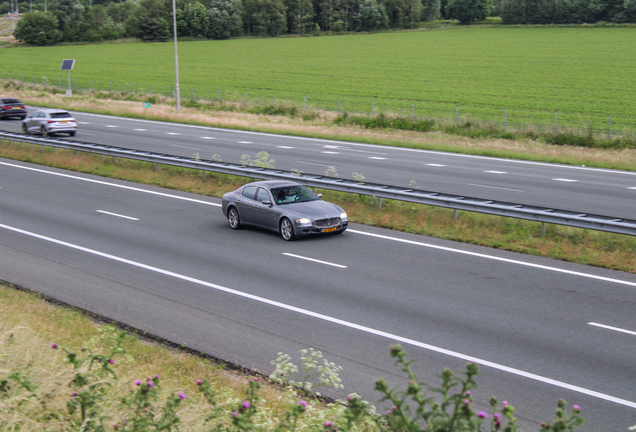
[60,59,75,98]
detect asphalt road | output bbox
[1,158,635,430]
[1,108,635,220]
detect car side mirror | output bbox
[262,200,272,206]
[317,193,323,199]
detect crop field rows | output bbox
[4,26,636,134]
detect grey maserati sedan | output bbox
[222,180,348,241]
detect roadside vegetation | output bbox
[0,281,587,431]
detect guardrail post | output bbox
[454,209,458,219]
[542,222,546,236]
[378,197,382,208]
[202,170,206,180]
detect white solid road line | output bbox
[96,210,139,221]
[282,253,347,268]
[469,184,524,192]
[0,161,221,207]
[1,221,635,409]
[588,322,636,337]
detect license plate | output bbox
[321,227,337,233]
[12,107,20,109]
[59,121,68,124]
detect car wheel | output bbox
[40,125,49,137]
[22,123,28,134]
[227,207,243,230]
[280,218,295,241]
[69,131,76,136]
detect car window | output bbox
[271,186,318,205]
[242,186,257,200]
[2,98,20,104]
[50,112,71,119]
[255,188,270,203]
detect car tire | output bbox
[280,218,295,241]
[40,125,49,137]
[20,116,26,120]
[22,123,28,134]
[69,131,76,136]
[227,207,243,230]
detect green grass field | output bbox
[3,26,636,132]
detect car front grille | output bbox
[314,217,341,227]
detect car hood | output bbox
[282,200,343,219]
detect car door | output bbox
[235,186,258,225]
[26,111,42,132]
[251,187,280,231]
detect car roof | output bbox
[37,109,71,113]
[245,180,301,189]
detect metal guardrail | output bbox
[2,131,635,236]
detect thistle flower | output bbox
[51,343,58,349]
[242,401,250,409]
[196,379,202,385]
[178,392,186,400]
[135,380,142,386]
[477,411,488,419]
[298,400,307,407]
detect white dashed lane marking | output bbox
[105,125,118,128]
[589,322,636,337]
[485,171,507,174]
[369,157,387,160]
[166,132,181,135]
[134,129,147,131]
[96,210,139,221]
[553,178,578,182]
[200,137,215,140]
[282,253,347,268]
[322,151,340,154]
[277,146,294,149]
[238,141,253,144]
[426,163,446,167]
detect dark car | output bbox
[222,180,348,241]
[0,97,27,120]
[22,109,78,136]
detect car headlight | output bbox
[340,212,348,220]
[296,218,311,224]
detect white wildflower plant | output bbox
[270,348,343,397]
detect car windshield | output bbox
[271,186,318,205]
[50,112,71,119]
[2,98,20,104]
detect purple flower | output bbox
[392,405,397,411]
[385,410,392,415]
[108,359,114,364]
[196,379,202,385]
[573,405,581,412]
[72,392,78,397]
[502,401,508,406]
[465,391,471,396]
[477,411,488,419]
[494,413,501,419]
[242,401,250,409]
[155,375,160,379]
[232,411,238,418]
[496,420,501,429]
[324,421,333,427]
[51,343,58,349]
[178,392,186,400]
[253,377,259,382]
[298,400,307,407]
[464,399,470,405]
[147,381,154,388]
[135,380,142,386]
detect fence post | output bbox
[192,88,195,103]
[245,92,248,105]
[149,84,152,94]
[504,109,507,131]
[8,72,10,79]
[304,95,307,109]
[608,115,611,140]
[455,106,459,126]
[128,82,131,93]
[90,80,93,92]
[58,77,61,87]
[109,81,112,92]
[74,79,77,91]
[218,89,221,102]
[33,74,36,84]
[372,100,375,114]
[412,103,415,118]
[554,111,558,134]
[274,93,276,104]
[337,98,340,114]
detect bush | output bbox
[13,12,62,45]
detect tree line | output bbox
[10,0,636,46]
